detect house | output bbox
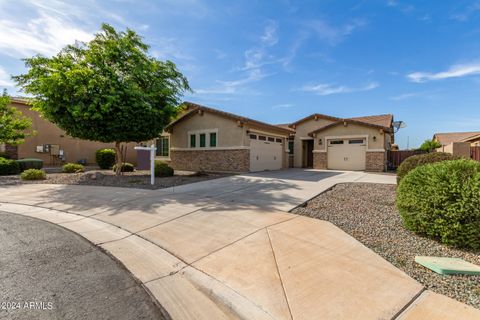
[157,102,394,172]
[433,131,480,149]
[2,99,138,165]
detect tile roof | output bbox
[434,132,480,145]
[165,102,294,134]
[309,118,393,135]
[348,114,393,129]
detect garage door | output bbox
[249,134,283,172]
[327,138,366,171]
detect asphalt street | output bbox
[0,211,167,320]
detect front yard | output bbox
[0,168,230,190]
[292,183,480,309]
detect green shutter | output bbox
[288,141,294,154]
[210,132,217,147]
[200,133,206,147]
[162,137,169,156]
[190,134,196,148]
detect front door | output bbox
[302,140,314,168]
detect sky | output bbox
[1,1,480,149]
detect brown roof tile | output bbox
[434,132,480,145]
[348,114,393,128]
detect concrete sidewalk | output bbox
[1,169,478,319]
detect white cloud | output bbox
[389,92,420,101]
[305,18,366,45]
[300,82,379,96]
[387,0,398,7]
[260,20,279,46]
[0,2,94,57]
[195,69,268,95]
[0,66,13,87]
[407,63,480,83]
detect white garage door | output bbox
[249,134,283,172]
[327,138,366,171]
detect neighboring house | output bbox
[157,102,394,172]
[3,99,138,165]
[433,131,480,149]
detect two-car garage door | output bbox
[327,138,366,171]
[249,134,283,172]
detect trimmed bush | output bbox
[155,161,174,177]
[62,163,84,173]
[112,162,134,173]
[397,159,480,249]
[397,152,457,183]
[17,158,43,171]
[95,148,116,169]
[0,157,20,175]
[20,169,46,180]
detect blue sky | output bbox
[1,0,480,148]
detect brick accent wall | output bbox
[313,152,327,169]
[366,151,386,172]
[4,144,18,159]
[170,149,249,172]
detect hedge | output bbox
[155,161,174,177]
[0,157,20,175]
[397,152,458,183]
[95,148,116,169]
[17,158,43,171]
[397,159,480,249]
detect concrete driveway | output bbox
[1,169,478,319]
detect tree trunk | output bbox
[114,141,124,176]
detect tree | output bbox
[0,90,32,147]
[418,139,442,152]
[14,24,190,174]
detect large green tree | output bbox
[0,91,32,147]
[418,139,442,152]
[14,24,190,174]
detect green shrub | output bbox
[16,158,43,171]
[20,169,46,180]
[397,159,480,249]
[62,163,84,173]
[0,157,20,175]
[95,148,116,169]
[397,152,457,183]
[155,161,174,177]
[112,162,134,172]
[0,152,10,159]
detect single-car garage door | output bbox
[249,134,283,172]
[327,138,366,171]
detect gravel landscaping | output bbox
[0,169,230,190]
[292,183,480,309]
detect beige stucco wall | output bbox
[442,142,471,158]
[12,102,138,165]
[313,122,387,151]
[292,118,335,167]
[169,111,246,149]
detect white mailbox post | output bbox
[134,144,157,185]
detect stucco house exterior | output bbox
[433,131,480,149]
[2,99,138,165]
[156,102,394,172]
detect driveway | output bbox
[0,169,478,319]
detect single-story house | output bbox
[433,131,480,149]
[156,102,394,172]
[2,99,138,165]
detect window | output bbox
[349,139,364,144]
[258,135,266,141]
[268,137,275,142]
[276,138,282,143]
[249,134,257,140]
[288,141,294,154]
[210,132,217,147]
[199,133,206,147]
[190,134,196,148]
[329,140,344,145]
[156,136,169,157]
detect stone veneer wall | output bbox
[170,149,249,172]
[366,151,386,172]
[313,152,327,169]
